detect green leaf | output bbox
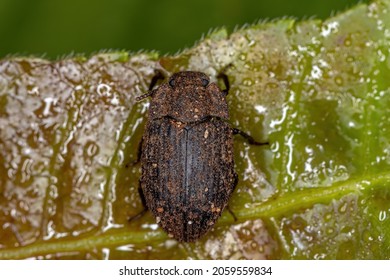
[1,0,390,259]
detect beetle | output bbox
[134,71,266,242]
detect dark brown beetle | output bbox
[135,71,265,242]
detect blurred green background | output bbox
[0,0,368,59]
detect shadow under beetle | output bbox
[132,70,267,242]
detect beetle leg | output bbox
[125,138,143,168]
[127,138,143,167]
[128,186,148,222]
[226,172,239,222]
[217,72,230,96]
[128,208,148,222]
[232,128,269,146]
[217,63,233,95]
[148,70,165,90]
[226,206,238,222]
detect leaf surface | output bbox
[0,0,390,259]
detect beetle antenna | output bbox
[136,91,154,101]
[136,70,166,102]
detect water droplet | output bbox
[344,38,352,47]
[379,210,387,222]
[110,94,120,105]
[362,230,374,242]
[34,97,58,118]
[291,216,306,230]
[84,141,99,161]
[254,105,267,114]
[334,76,343,86]
[338,202,347,213]
[242,78,253,86]
[321,21,339,37]
[97,83,112,97]
[266,82,278,89]
[79,195,91,206]
[239,54,247,61]
[27,85,40,96]
[377,48,386,62]
[18,200,30,212]
[248,40,256,47]
[314,253,326,260]
[368,2,380,19]
[377,19,384,31]
[311,65,322,79]
[326,228,334,234]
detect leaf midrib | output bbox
[1,170,388,259]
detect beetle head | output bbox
[147,71,229,122]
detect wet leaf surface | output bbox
[1,0,390,259]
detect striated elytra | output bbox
[135,71,266,242]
